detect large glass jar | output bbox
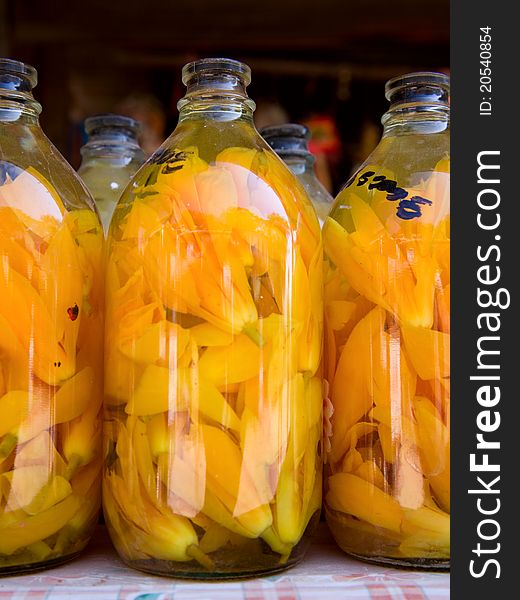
[323,72,450,568]
[78,114,145,234]
[0,59,104,573]
[261,124,333,225]
[103,58,323,578]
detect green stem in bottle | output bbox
[0,434,17,460]
[243,324,265,347]
[64,453,83,480]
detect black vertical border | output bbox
[451,1,515,598]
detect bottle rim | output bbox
[385,71,450,101]
[260,123,312,159]
[0,58,38,89]
[182,58,251,87]
[85,113,141,136]
[261,123,310,141]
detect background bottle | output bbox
[261,123,333,225]
[78,114,144,233]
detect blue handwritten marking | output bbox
[386,187,408,201]
[356,171,433,220]
[396,197,433,220]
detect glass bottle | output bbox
[0,58,104,573]
[323,72,450,568]
[78,114,144,234]
[103,58,323,578]
[261,123,333,225]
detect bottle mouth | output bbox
[0,58,38,91]
[85,113,141,138]
[178,57,255,115]
[385,71,450,107]
[182,58,251,87]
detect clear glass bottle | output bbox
[78,114,144,234]
[103,58,323,578]
[0,58,104,573]
[323,72,450,568]
[261,123,333,225]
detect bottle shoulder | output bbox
[330,131,450,229]
[112,136,321,246]
[1,123,98,218]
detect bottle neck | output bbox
[177,71,255,123]
[0,89,41,125]
[81,135,143,158]
[1,60,41,124]
[283,153,315,176]
[382,72,449,136]
[80,143,143,163]
[382,104,449,136]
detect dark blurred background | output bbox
[0,0,449,194]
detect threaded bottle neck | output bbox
[177,58,255,121]
[80,113,144,159]
[382,71,450,134]
[0,58,41,121]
